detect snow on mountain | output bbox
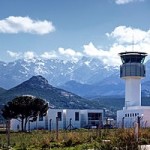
[0,56,150,98]
[0,57,117,89]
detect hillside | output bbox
[0,87,6,95]
[60,73,125,97]
[0,75,101,109]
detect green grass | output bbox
[0,128,150,149]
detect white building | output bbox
[117,52,150,128]
[10,109,104,131]
[117,106,150,128]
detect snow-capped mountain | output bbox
[0,57,118,89]
[0,56,150,98]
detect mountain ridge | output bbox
[0,57,117,89]
[0,57,150,98]
[0,75,101,109]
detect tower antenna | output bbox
[132,30,134,51]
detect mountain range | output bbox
[0,57,117,89]
[0,57,150,98]
[0,75,103,110]
[0,75,150,118]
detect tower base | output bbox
[117,106,150,128]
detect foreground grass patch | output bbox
[0,128,150,149]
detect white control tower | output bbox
[116,51,150,128]
[119,52,147,108]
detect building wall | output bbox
[117,109,142,128]
[10,109,104,131]
[141,109,150,127]
[64,109,81,129]
[117,107,150,128]
[48,109,64,130]
[125,78,141,107]
[11,119,20,131]
[80,110,88,128]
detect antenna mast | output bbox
[132,30,134,51]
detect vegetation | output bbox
[1,95,48,131]
[0,128,150,149]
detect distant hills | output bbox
[59,75,150,98]
[0,75,150,118]
[59,73,125,98]
[0,75,102,109]
[0,87,6,95]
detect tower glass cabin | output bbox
[119,52,147,108]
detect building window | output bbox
[39,115,43,121]
[88,113,101,120]
[125,114,127,117]
[75,112,79,121]
[57,112,62,121]
[135,113,139,117]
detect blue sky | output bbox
[0,0,150,66]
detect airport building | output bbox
[10,109,103,131]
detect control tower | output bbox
[117,51,150,128]
[119,52,147,108]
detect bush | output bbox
[63,139,73,147]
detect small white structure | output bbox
[117,52,150,128]
[10,109,103,131]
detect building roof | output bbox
[119,51,147,56]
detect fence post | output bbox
[6,120,10,147]
[134,122,138,142]
[56,117,59,141]
[49,119,52,131]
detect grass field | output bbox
[0,128,150,149]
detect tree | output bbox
[2,95,49,131]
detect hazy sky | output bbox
[0,0,150,66]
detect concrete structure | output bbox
[10,109,103,131]
[117,51,150,128]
